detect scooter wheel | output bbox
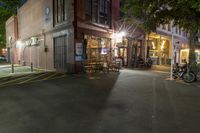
[183,72,196,83]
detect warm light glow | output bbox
[195,50,200,53]
[120,31,126,37]
[181,49,189,52]
[112,31,127,43]
[2,48,7,54]
[152,42,156,49]
[180,49,189,63]
[16,40,23,48]
[161,40,166,50]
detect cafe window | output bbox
[54,0,67,25]
[86,36,111,62]
[85,0,111,27]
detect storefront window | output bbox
[180,49,189,63]
[195,50,200,63]
[86,36,111,63]
[148,38,170,65]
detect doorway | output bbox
[119,47,128,66]
[54,36,67,72]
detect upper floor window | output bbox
[162,24,166,30]
[179,27,182,35]
[85,0,111,27]
[175,26,178,34]
[167,24,171,31]
[54,0,67,25]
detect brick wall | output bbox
[16,0,54,69]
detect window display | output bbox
[86,35,111,63]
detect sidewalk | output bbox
[0,64,47,78]
[150,65,171,73]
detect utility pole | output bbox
[170,26,175,80]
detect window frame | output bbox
[85,0,112,27]
[54,0,67,26]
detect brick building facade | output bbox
[6,0,121,73]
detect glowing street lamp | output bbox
[112,31,127,43]
[16,40,23,48]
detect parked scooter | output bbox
[145,57,153,68]
[173,63,196,83]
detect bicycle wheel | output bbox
[183,72,196,83]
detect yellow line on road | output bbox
[18,72,50,84]
[42,73,58,80]
[19,74,66,84]
[49,75,66,80]
[0,74,32,86]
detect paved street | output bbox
[0,69,200,133]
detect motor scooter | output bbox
[173,63,196,83]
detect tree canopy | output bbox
[0,0,23,48]
[123,0,200,33]
[123,0,200,63]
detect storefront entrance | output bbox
[54,36,67,72]
[119,47,128,66]
[147,36,171,65]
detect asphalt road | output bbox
[0,69,200,133]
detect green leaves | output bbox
[123,0,200,63]
[122,0,200,33]
[0,0,22,48]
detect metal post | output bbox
[31,62,33,72]
[11,64,14,73]
[170,26,175,80]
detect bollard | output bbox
[11,64,14,73]
[31,63,33,72]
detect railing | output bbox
[10,62,34,73]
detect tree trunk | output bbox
[189,30,197,64]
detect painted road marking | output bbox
[17,73,66,85]
[0,76,12,82]
[0,74,33,86]
[18,72,50,84]
[0,72,66,87]
[42,73,59,80]
[45,74,66,80]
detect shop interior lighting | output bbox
[152,42,156,49]
[161,40,166,50]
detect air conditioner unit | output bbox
[25,40,31,46]
[30,37,39,46]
